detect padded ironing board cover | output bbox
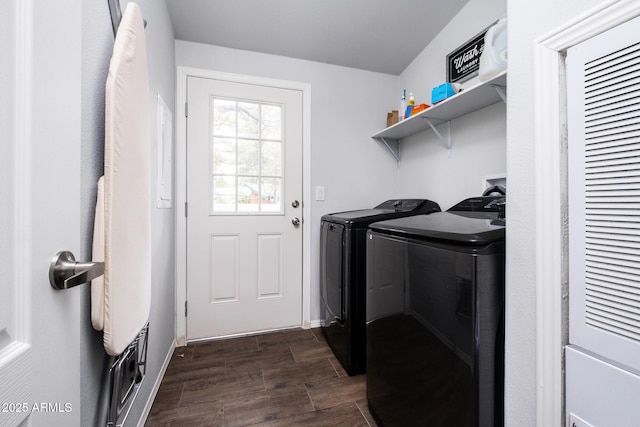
[91,176,105,331]
[94,2,151,356]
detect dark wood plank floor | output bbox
[145,327,378,426]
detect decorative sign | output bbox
[447,22,496,83]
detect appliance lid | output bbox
[374,199,439,212]
[321,199,440,226]
[369,211,505,245]
[321,209,411,226]
[448,196,505,213]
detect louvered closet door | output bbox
[567,14,640,372]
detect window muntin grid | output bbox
[210,98,284,214]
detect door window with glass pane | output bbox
[211,98,283,214]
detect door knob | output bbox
[49,250,105,290]
[291,200,300,208]
[292,217,301,226]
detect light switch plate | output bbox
[315,186,325,201]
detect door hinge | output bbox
[185,102,188,117]
[185,201,188,217]
[185,301,188,317]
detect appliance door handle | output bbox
[49,250,105,290]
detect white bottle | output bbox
[479,17,507,81]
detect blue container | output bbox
[431,82,457,104]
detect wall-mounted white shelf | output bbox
[371,71,507,160]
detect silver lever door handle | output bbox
[49,250,105,290]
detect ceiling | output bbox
[166,0,470,75]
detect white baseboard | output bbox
[136,339,176,427]
[309,319,324,328]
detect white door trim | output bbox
[0,1,34,424]
[175,67,311,345]
[532,1,640,425]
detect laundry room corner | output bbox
[396,0,507,210]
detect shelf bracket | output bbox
[378,137,400,161]
[422,118,452,151]
[491,84,507,104]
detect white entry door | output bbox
[186,76,303,340]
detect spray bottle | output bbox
[400,89,407,121]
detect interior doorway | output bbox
[185,76,303,340]
[175,68,312,345]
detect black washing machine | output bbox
[366,195,505,427]
[320,199,440,375]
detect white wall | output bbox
[175,41,399,321]
[505,0,605,425]
[122,2,177,425]
[397,0,507,210]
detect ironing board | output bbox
[92,2,151,357]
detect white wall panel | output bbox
[257,234,284,298]
[210,235,239,302]
[566,346,640,427]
